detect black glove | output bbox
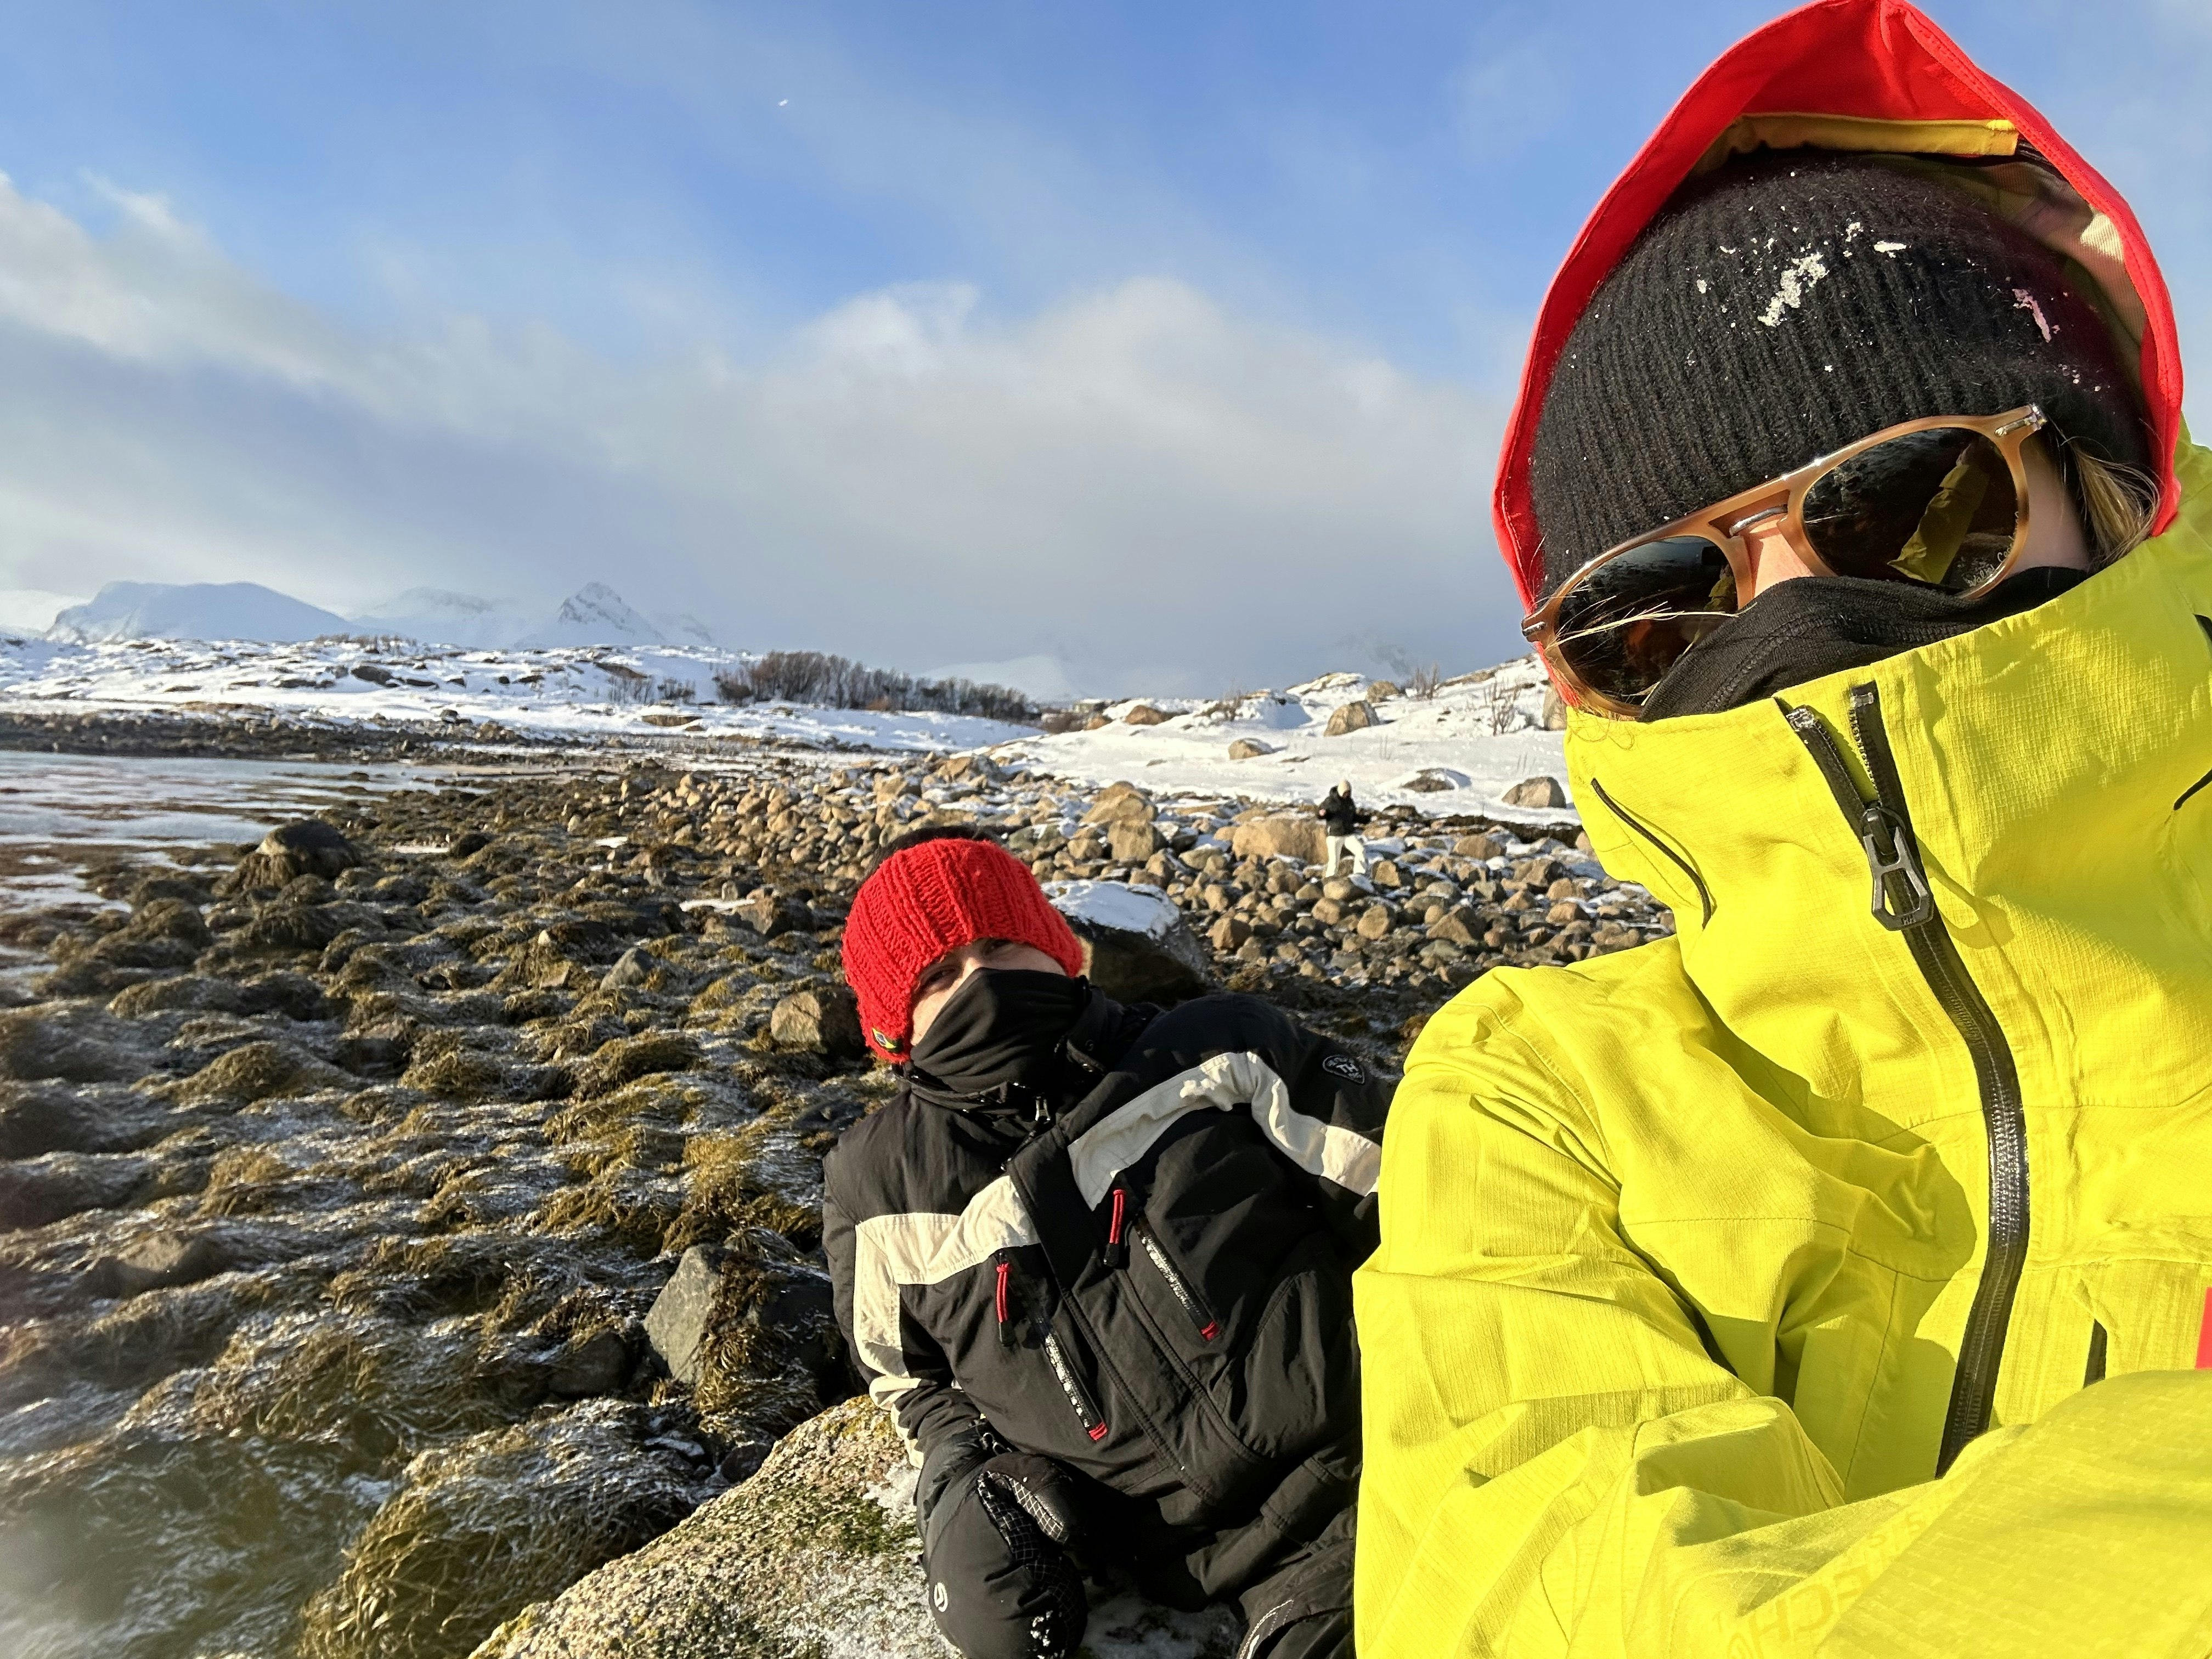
[918,1430,1089,1659]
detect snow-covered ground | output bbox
[999,661,1571,821]
[0,634,1031,754]
[0,631,1572,820]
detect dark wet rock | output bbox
[729,894,812,938]
[0,1151,153,1231]
[0,1003,174,1084]
[449,830,494,859]
[546,1328,635,1399]
[0,1083,163,1158]
[89,1232,233,1298]
[224,820,364,894]
[768,987,862,1058]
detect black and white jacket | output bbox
[822,987,1392,1605]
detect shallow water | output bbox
[0,751,444,911]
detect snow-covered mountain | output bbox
[47,582,348,645]
[516,583,665,648]
[656,612,718,647]
[352,588,532,650]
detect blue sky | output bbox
[0,0,2204,694]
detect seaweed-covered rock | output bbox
[225,820,364,893]
[301,1400,710,1659]
[172,1041,354,1104]
[470,1395,1238,1659]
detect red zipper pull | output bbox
[1104,1186,1129,1268]
[995,1256,1017,1347]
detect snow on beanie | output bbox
[1529,153,2149,597]
[842,836,1085,1060]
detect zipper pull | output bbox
[995,1254,1017,1347]
[1856,801,1935,930]
[1784,702,1934,932]
[1104,1186,1128,1268]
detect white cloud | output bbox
[0,175,1518,693]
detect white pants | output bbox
[1323,834,1366,878]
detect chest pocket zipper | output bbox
[1135,1222,1220,1341]
[1041,1331,1109,1442]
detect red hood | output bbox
[1494,0,2183,610]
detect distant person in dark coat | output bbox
[1316,781,1365,880]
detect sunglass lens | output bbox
[1801,429,2019,591]
[1553,535,1736,704]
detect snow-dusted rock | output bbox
[1048,879,1210,1005]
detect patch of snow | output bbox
[1045,879,1182,939]
[1757,252,1830,327]
[1874,240,1907,255]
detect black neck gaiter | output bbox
[1638,567,2090,721]
[906,969,1092,1110]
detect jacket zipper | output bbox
[1134,1222,1220,1341]
[1784,684,2028,1474]
[1041,1330,1109,1441]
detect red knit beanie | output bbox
[842,836,1085,1060]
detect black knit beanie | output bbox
[1529,153,2149,596]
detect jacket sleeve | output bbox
[823,1147,985,1466]
[1353,989,2212,1658]
[1268,1013,1394,1259]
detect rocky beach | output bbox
[0,698,1670,1658]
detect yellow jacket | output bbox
[1356,439,2212,1655]
[1357,5,2212,1651]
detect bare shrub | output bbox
[600,662,653,706]
[710,650,1036,724]
[1408,662,1445,700]
[653,677,697,704]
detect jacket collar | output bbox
[1565,437,2212,1119]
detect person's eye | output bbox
[918,962,959,991]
